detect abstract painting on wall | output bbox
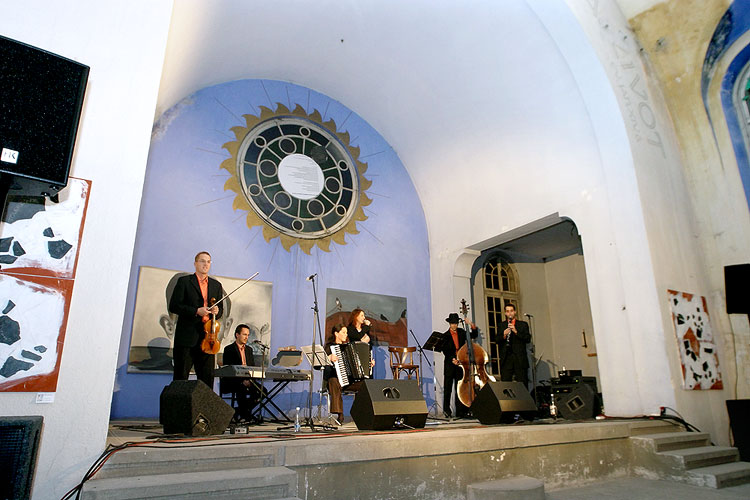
[0,178,91,391]
[325,288,407,346]
[667,289,723,390]
[128,266,272,373]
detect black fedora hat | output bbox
[445,313,460,323]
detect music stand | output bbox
[422,330,449,420]
[301,344,332,425]
[301,344,330,368]
[424,331,446,352]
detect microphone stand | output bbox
[408,328,432,396]
[253,342,269,423]
[526,314,539,407]
[278,274,334,432]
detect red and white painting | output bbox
[667,289,722,390]
[0,178,90,392]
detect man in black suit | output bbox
[438,312,478,419]
[168,251,224,389]
[222,324,259,422]
[496,303,531,388]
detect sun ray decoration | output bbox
[220,103,372,254]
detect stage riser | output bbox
[87,420,749,499]
[292,438,632,499]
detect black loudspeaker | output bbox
[159,380,234,436]
[0,35,89,195]
[350,379,428,430]
[726,399,750,461]
[552,379,598,420]
[471,381,537,424]
[0,416,42,500]
[725,264,750,314]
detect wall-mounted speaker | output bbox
[725,264,750,314]
[0,35,89,196]
[350,379,428,430]
[159,380,234,436]
[471,381,537,424]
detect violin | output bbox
[456,298,492,408]
[199,272,260,355]
[201,297,221,355]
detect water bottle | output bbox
[294,407,301,433]
[549,394,557,420]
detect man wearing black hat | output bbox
[438,312,478,418]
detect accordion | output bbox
[330,342,371,387]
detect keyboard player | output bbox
[324,323,375,424]
[222,324,260,422]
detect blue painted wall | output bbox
[704,1,750,209]
[111,80,432,418]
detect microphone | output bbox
[306,273,317,281]
[525,313,533,318]
[252,340,269,348]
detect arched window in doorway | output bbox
[484,258,520,374]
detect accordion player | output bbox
[323,323,374,424]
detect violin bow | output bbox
[211,272,259,307]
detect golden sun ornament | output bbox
[221,103,372,254]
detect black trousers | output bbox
[173,344,215,389]
[443,364,470,416]
[500,355,528,388]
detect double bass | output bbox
[456,298,493,407]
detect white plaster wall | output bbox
[515,262,553,383]
[545,254,600,388]
[566,0,735,443]
[0,1,173,498]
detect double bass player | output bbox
[437,312,478,419]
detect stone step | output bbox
[629,419,683,436]
[658,446,739,470]
[684,461,750,489]
[467,475,545,500]
[94,443,283,479]
[630,432,711,452]
[81,466,297,500]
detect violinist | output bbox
[168,251,225,389]
[438,313,478,419]
[496,304,531,388]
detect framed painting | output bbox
[128,266,272,373]
[324,287,407,346]
[668,289,722,390]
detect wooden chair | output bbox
[388,346,420,385]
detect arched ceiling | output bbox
[153,0,650,248]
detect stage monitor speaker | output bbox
[725,264,750,314]
[0,416,43,500]
[159,380,234,436]
[350,379,428,430]
[471,381,537,424]
[726,399,750,462]
[552,381,597,420]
